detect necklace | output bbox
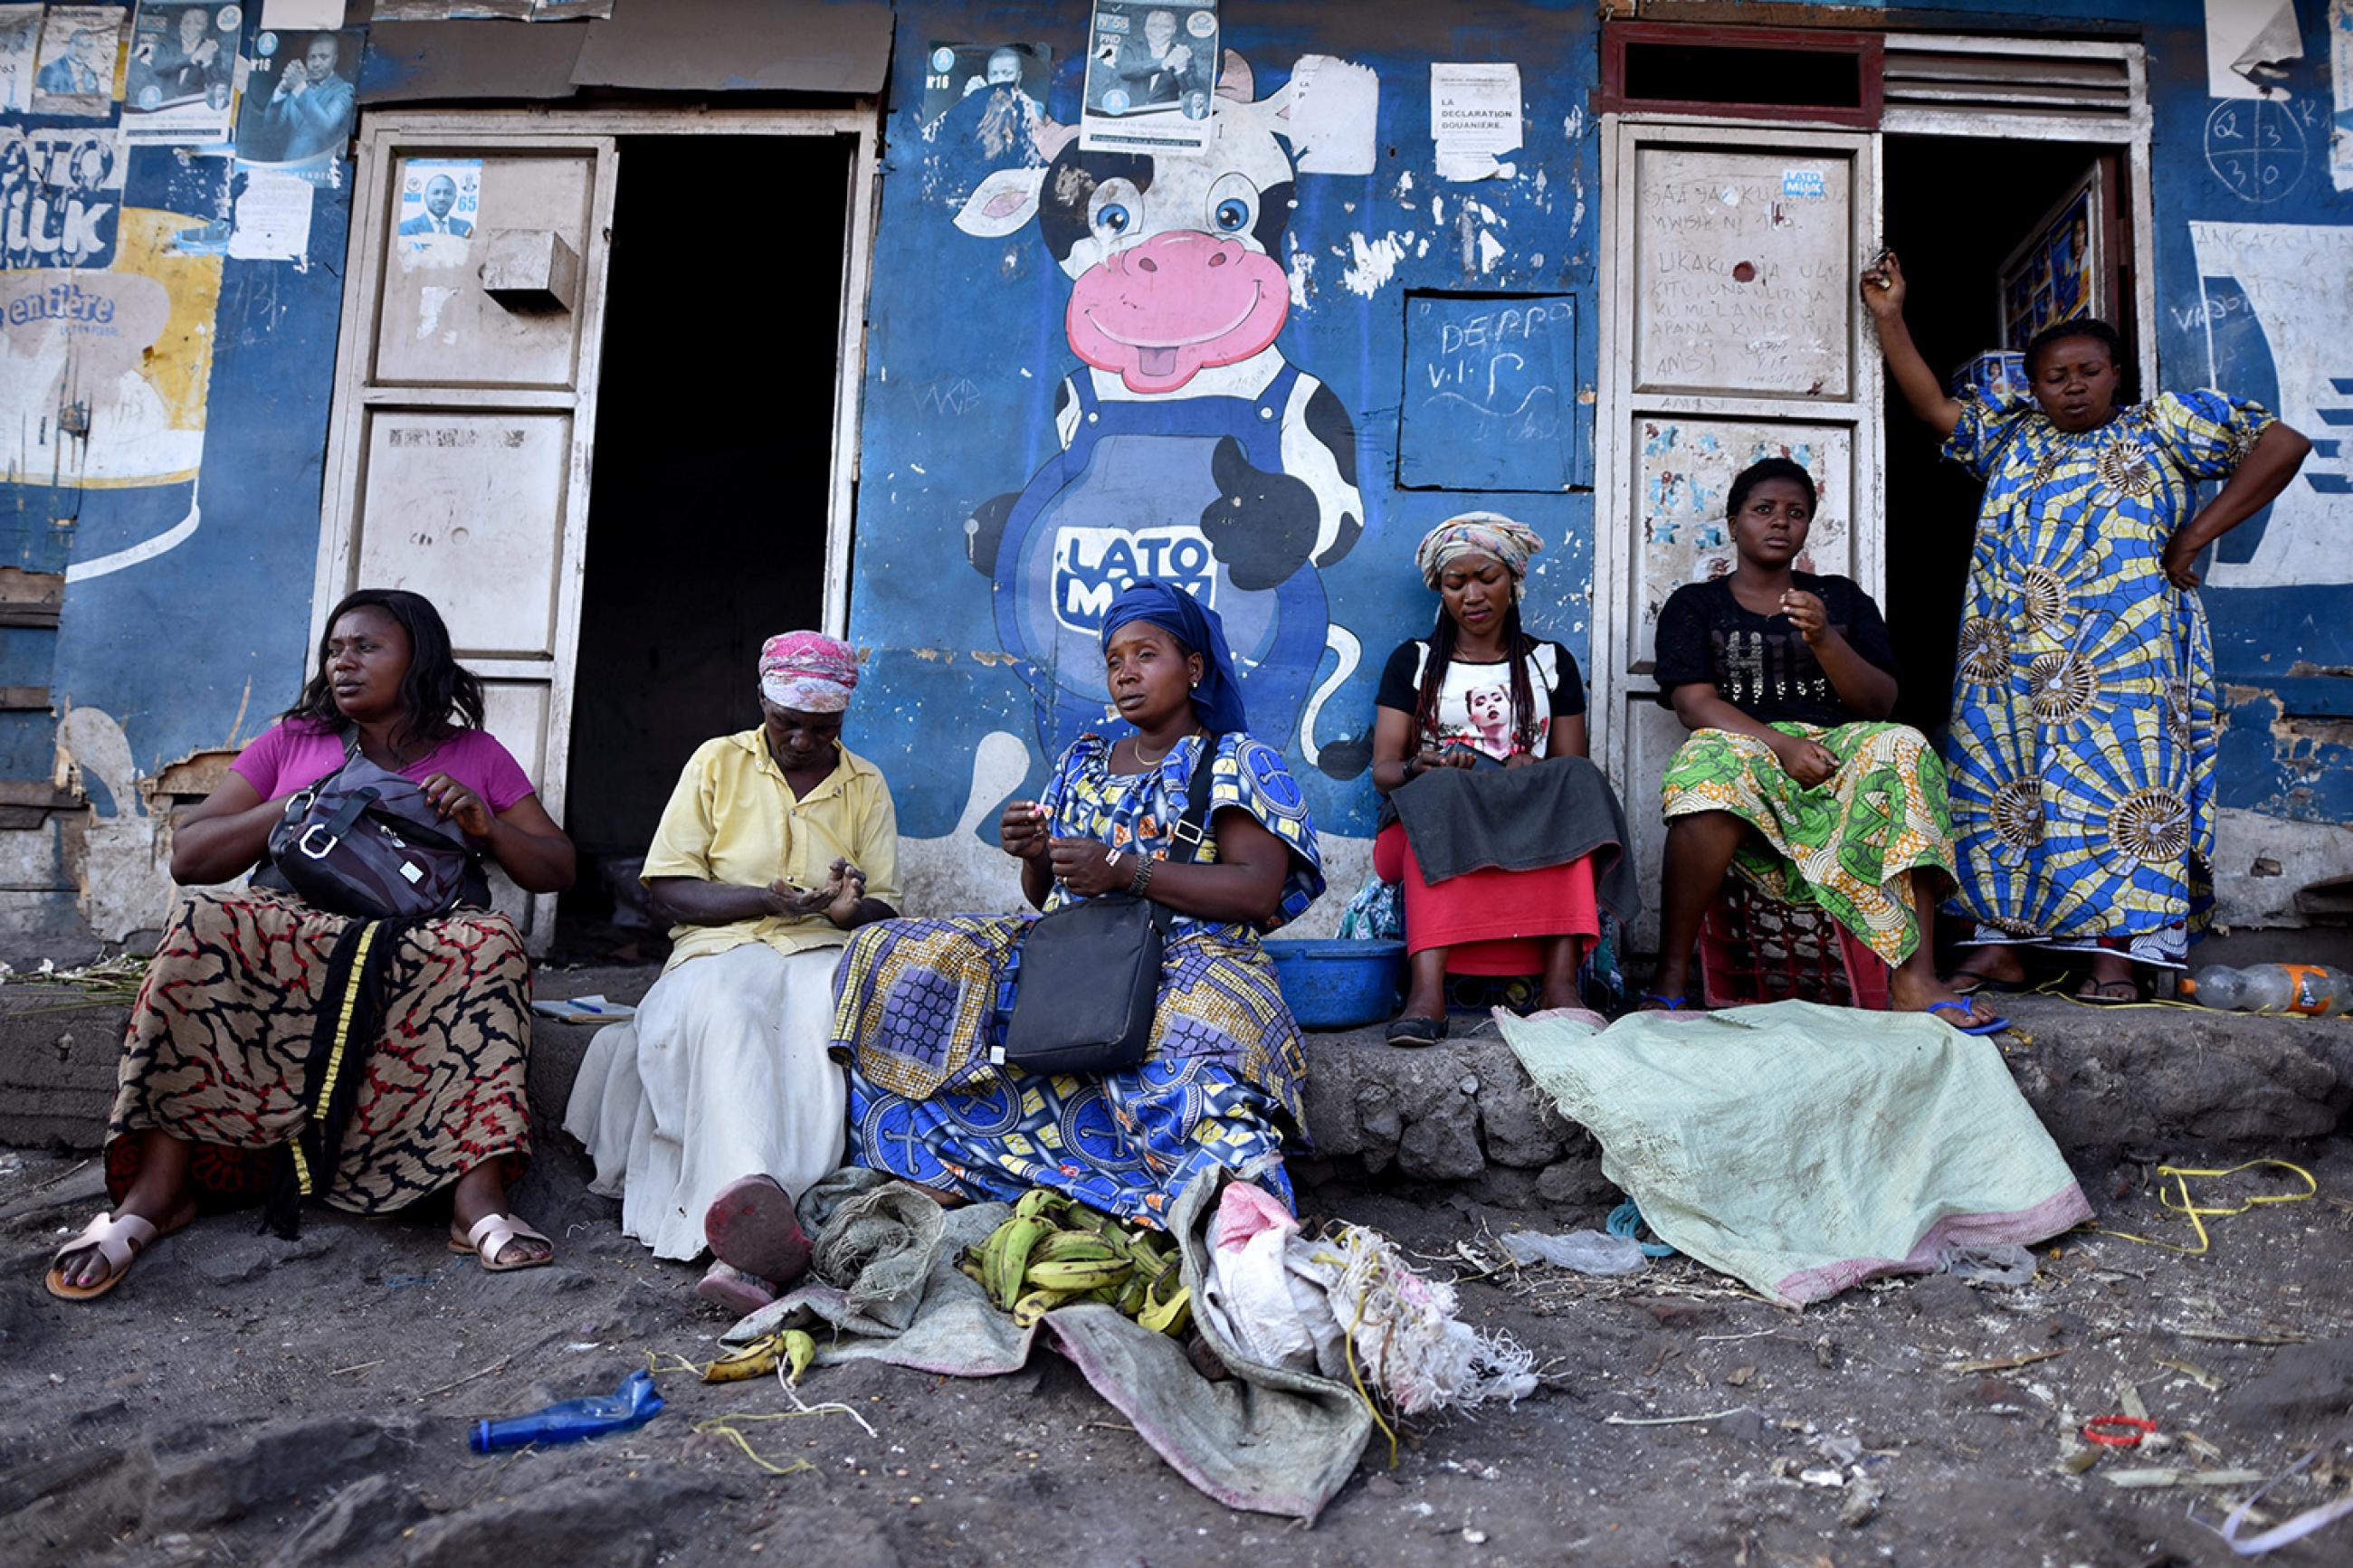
[1130,727,1198,768]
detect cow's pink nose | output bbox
[1208,252,1226,267]
[1136,255,1157,272]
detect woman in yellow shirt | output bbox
[565,632,899,1304]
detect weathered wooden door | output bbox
[313,128,618,946]
[1591,121,1884,949]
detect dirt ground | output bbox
[3,1126,2349,1568]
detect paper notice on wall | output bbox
[1080,0,1219,157]
[2333,0,2353,189]
[2205,0,2302,98]
[227,164,313,259]
[123,2,242,146]
[1287,53,1378,176]
[1431,62,1521,182]
[32,5,129,119]
[260,1,343,25]
[0,5,42,117]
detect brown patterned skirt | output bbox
[107,889,532,1213]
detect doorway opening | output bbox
[1880,133,2139,734]
[557,132,853,959]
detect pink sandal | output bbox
[449,1212,553,1272]
[45,1212,160,1301]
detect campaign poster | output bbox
[123,3,242,146]
[1080,0,1216,157]
[32,6,129,119]
[0,5,43,118]
[233,24,358,178]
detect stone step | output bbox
[6,971,2348,1203]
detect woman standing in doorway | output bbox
[1863,253,2310,1001]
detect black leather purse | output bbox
[995,735,1221,1077]
[251,732,488,918]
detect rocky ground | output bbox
[1,1110,2348,1566]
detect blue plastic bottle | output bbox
[470,1368,665,1453]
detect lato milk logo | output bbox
[1052,526,1217,631]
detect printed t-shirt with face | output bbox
[1650,572,1895,728]
[1375,638,1587,760]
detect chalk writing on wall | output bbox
[2188,221,2353,588]
[1399,292,1577,491]
[2205,97,2309,205]
[1632,148,1851,399]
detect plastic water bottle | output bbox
[470,1368,665,1453]
[2182,963,2351,1018]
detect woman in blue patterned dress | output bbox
[1863,252,2310,1001]
[828,580,1324,1222]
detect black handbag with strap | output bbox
[251,731,488,918]
[996,734,1222,1077]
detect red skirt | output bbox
[1374,823,1601,975]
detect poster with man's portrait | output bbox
[32,6,128,119]
[234,25,359,176]
[124,3,243,145]
[1080,0,1217,157]
[0,5,43,118]
[920,41,1053,197]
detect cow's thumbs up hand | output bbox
[1200,436,1319,592]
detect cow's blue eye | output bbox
[1099,203,1131,235]
[1215,198,1250,232]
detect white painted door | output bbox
[313,129,619,948]
[1591,120,1884,949]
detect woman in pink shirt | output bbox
[47,589,575,1299]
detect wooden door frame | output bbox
[311,105,880,945]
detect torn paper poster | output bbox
[2334,0,2353,190]
[2205,0,2302,99]
[0,124,129,269]
[1288,54,1377,176]
[123,3,240,147]
[1431,62,1521,182]
[32,5,128,119]
[259,1,343,26]
[1081,0,1217,157]
[226,162,313,259]
[0,5,42,117]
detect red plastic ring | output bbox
[2081,1415,2158,1448]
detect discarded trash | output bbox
[2195,1448,2353,1556]
[1799,1468,1845,1488]
[2081,1415,2158,1448]
[530,993,638,1023]
[471,1368,664,1453]
[1605,1199,1677,1259]
[2098,1160,2319,1255]
[1942,1347,2067,1374]
[1935,1241,2037,1286]
[1498,1228,1646,1275]
[2153,1354,2225,1392]
[2182,963,2349,1016]
[1839,1475,1886,1527]
[2103,1468,2268,1489]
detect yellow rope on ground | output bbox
[690,1414,818,1478]
[2095,1160,2319,1254]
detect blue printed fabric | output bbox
[1939,387,2272,947]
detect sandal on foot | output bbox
[1639,993,1693,1012]
[695,1261,779,1318]
[1948,969,2028,996]
[704,1174,812,1288]
[1386,1014,1446,1047]
[2075,978,2141,1006]
[45,1212,159,1301]
[1928,999,2010,1037]
[450,1212,553,1272]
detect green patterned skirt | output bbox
[1661,723,1956,965]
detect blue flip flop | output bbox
[1928,999,2009,1036]
[1640,993,1690,1012]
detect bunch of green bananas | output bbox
[959,1189,1191,1335]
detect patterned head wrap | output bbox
[1100,579,1250,736]
[1415,512,1544,600]
[758,631,860,714]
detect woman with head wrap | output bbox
[564,632,901,1307]
[1650,459,2002,1032]
[828,581,1326,1222]
[1370,514,1642,1043]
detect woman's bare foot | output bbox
[1949,944,2030,993]
[2074,952,2143,1004]
[1888,968,2002,1029]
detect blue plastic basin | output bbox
[1261,938,1406,1031]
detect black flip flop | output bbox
[1386,1014,1446,1047]
[2074,978,2142,1006]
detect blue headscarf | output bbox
[1100,579,1250,736]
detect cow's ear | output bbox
[1215,49,1254,103]
[955,166,1048,238]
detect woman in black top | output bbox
[1371,514,1638,1044]
[1650,459,2001,1032]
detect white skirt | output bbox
[563,941,847,1261]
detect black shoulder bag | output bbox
[996,735,1221,1077]
[251,731,488,918]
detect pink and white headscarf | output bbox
[758,631,860,714]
